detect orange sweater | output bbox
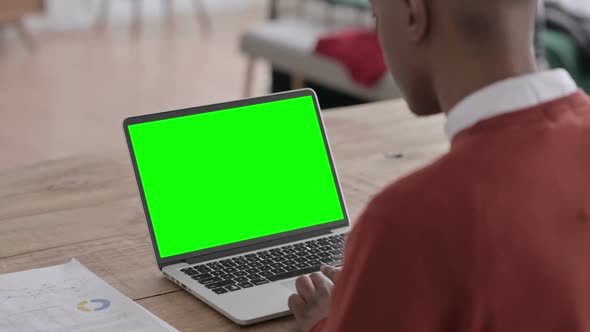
[312,91,590,331]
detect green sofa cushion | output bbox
[324,0,370,10]
[542,29,590,93]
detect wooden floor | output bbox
[0,6,270,172]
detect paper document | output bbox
[0,259,177,332]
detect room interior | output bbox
[1,0,589,172]
[1,0,589,330]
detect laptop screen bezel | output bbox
[123,89,350,268]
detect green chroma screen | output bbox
[128,96,345,258]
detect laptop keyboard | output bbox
[179,233,346,295]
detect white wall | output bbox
[27,0,262,30]
[546,0,590,18]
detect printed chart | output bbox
[0,260,176,332]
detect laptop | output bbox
[123,89,349,325]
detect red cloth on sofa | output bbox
[314,29,387,87]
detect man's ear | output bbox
[404,0,430,42]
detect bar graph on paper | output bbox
[0,260,176,332]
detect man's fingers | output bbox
[288,294,307,321]
[295,275,316,304]
[309,272,333,297]
[321,265,342,283]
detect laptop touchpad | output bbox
[281,280,297,292]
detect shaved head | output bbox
[371,0,539,116]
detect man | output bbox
[288,0,590,331]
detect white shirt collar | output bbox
[446,69,578,140]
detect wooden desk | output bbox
[0,100,447,331]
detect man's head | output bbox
[371,0,539,116]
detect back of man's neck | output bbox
[434,55,538,114]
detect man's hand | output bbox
[288,265,342,332]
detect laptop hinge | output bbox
[185,228,331,265]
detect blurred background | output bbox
[1,0,589,171]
